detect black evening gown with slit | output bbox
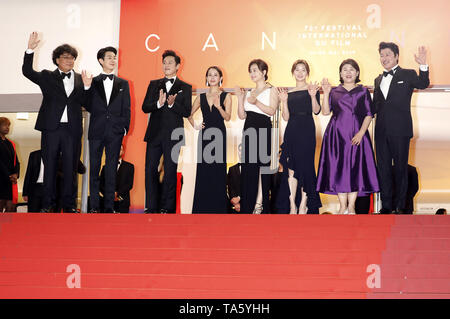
[192,92,228,213]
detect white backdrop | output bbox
[0,0,121,95]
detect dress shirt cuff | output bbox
[25,49,34,54]
[168,103,174,108]
[124,128,127,136]
[157,101,163,109]
[419,64,429,72]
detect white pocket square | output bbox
[177,90,183,93]
[397,81,404,84]
[120,88,123,91]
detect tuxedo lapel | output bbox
[168,78,181,95]
[69,72,81,98]
[158,78,167,93]
[386,67,402,100]
[109,77,121,105]
[52,69,66,95]
[94,76,107,105]
[374,74,384,101]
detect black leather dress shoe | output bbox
[88,209,98,214]
[394,208,407,215]
[159,208,168,214]
[63,208,79,213]
[379,208,393,214]
[40,207,55,213]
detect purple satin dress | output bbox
[316,85,379,196]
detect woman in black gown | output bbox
[0,117,20,212]
[189,66,231,213]
[277,60,322,214]
[234,59,279,214]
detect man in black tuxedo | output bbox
[142,50,192,214]
[99,144,134,213]
[82,47,131,213]
[23,150,86,213]
[373,42,429,214]
[22,32,85,213]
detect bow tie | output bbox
[383,67,397,77]
[164,77,174,84]
[61,72,71,79]
[101,74,114,81]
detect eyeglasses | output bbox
[59,55,75,60]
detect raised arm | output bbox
[188,95,202,130]
[213,92,232,121]
[142,81,162,113]
[320,78,332,116]
[168,84,192,118]
[248,86,278,116]
[308,82,321,115]
[412,45,430,89]
[235,86,247,120]
[277,87,289,121]
[22,32,42,84]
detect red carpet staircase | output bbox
[0,214,448,298]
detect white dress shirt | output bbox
[380,64,429,99]
[36,158,44,184]
[101,72,114,105]
[59,69,74,122]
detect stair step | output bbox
[393,216,450,226]
[0,272,370,292]
[0,222,392,239]
[0,245,384,264]
[7,213,397,226]
[373,278,450,294]
[385,237,450,250]
[0,285,369,299]
[381,251,450,264]
[0,234,388,250]
[389,226,450,238]
[0,258,373,278]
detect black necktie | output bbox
[61,72,71,79]
[164,77,174,84]
[102,74,114,81]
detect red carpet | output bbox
[0,214,448,298]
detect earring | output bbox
[206,81,210,87]
[219,79,223,87]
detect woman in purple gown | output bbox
[316,59,379,214]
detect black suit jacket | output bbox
[100,160,134,208]
[22,150,42,197]
[373,66,429,138]
[22,52,86,137]
[23,150,86,197]
[84,75,131,139]
[142,77,192,145]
